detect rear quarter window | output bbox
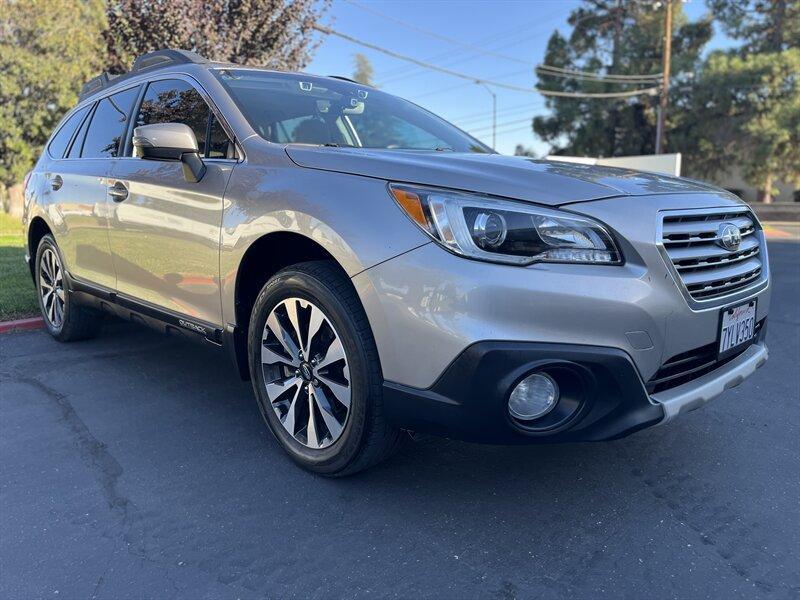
[47,106,90,159]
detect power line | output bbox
[378,29,539,86]
[536,64,663,83]
[452,101,546,127]
[467,123,536,139]
[468,116,533,135]
[450,100,539,123]
[349,0,657,87]
[411,67,531,101]
[348,0,663,84]
[371,6,566,82]
[346,0,532,66]
[376,24,529,83]
[360,0,661,84]
[314,25,661,99]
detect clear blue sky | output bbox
[305,0,732,156]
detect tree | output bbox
[0,0,107,191]
[533,1,711,157]
[514,145,537,158]
[675,49,799,203]
[675,1,799,202]
[707,0,799,54]
[104,0,330,73]
[352,53,375,86]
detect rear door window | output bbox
[81,86,140,158]
[48,106,90,159]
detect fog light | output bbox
[508,372,559,421]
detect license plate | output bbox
[718,300,757,357]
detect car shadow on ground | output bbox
[53,319,784,596]
[64,318,742,516]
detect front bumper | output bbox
[383,336,768,444]
[355,191,772,443]
[652,341,768,424]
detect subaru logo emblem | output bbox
[717,223,742,251]
[300,363,313,380]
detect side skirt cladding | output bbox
[68,275,231,349]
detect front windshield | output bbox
[214,69,491,153]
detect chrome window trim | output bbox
[655,206,770,311]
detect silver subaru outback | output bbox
[23,49,770,475]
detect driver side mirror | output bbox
[132,123,206,183]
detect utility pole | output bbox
[610,0,623,156]
[476,81,497,149]
[655,0,672,154]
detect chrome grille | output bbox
[660,210,764,301]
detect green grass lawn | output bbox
[0,212,38,321]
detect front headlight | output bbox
[389,184,622,266]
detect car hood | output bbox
[284,146,726,206]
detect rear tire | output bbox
[35,235,102,342]
[248,260,402,476]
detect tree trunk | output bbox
[7,184,24,218]
[756,172,773,204]
[770,0,786,52]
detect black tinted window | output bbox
[135,79,209,154]
[82,86,140,158]
[207,116,234,158]
[67,105,94,159]
[48,106,90,159]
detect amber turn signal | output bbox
[391,187,428,229]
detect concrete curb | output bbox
[0,317,44,334]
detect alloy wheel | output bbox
[260,297,352,449]
[39,247,65,329]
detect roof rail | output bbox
[78,48,209,101]
[79,73,120,100]
[132,48,208,72]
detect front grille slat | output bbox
[688,268,762,299]
[680,257,762,287]
[675,247,759,272]
[669,236,759,264]
[660,209,765,301]
[662,215,753,237]
[662,227,754,246]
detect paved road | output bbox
[2,241,798,600]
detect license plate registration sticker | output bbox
[719,300,757,356]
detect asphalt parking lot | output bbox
[1,240,798,600]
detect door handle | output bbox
[50,175,63,191]
[108,181,129,202]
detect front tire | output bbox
[248,261,402,476]
[35,235,102,342]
